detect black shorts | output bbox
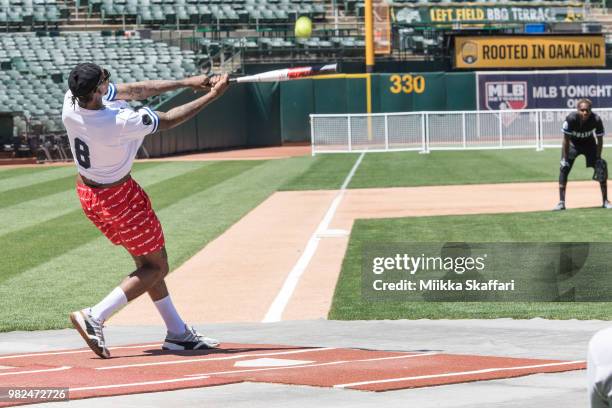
[568,141,597,168]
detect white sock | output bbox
[154,295,186,335]
[90,287,128,323]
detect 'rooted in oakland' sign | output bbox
[455,35,604,69]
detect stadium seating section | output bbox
[0,31,198,135]
[0,0,68,27]
[200,35,365,62]
[93,0,326,27]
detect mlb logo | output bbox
[485,82,528,110]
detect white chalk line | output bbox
[262,151,366,323]
[184,352,438,377]
[0,365,72,376]
[0,343,161,360]
[70,375,211,392]
[96,347,337,370]
[333,360,586,388]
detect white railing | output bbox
[310,108,612,155]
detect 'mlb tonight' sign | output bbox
[454,35,605,69]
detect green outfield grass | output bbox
[282,148,607,190]
[329,209,612,321]
[0,158,312,332]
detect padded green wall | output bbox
[145,82,282,157]
[280,72,476,143]
[142,72,477,155]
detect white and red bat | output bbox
[229,64,337,83]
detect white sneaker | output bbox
[603,201,612,209]
[69,309,110,359]
[552,201,566,211]
[162,325,220,351]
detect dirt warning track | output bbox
[0,342,584,405]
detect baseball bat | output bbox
[228,64,337,83]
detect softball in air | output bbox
[295,16,312,39]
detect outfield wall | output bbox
[144,72,476,156]
[145,82,282,157]
[281,72,476,142]
[144,70,612,156]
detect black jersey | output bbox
[562,111,605,144]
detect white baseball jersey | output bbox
[62,83,160,184]
[588,327,612,407]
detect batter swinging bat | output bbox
[228,64,337,83]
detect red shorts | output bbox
[76,178,165,256]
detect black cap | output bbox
[68,63,103,98]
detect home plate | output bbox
[234,358,314,368]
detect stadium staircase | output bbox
[60,0,122,30]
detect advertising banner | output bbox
[374,0,392,55]
[394,5,584,25]
[477,70,612,110]
[455,35,604,69]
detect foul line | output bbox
[70,375,211,392]
[185,352,438,377]
[0,366,72,376]
[333,360,586,388]
[96,347,336,370]
[262,151,366,322]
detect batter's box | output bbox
[0,343,585,405]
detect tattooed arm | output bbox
[115,75,213,101]
[156,74,229,131]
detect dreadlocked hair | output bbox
[71,92,94,108]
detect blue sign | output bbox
[477,71,612,110]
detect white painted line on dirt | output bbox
[0,344,161,360]
[0,365,71,376]
[0,365,13,370]
[185,352,438,377]
[234,358,314,367]
[96,347,337,370]
[316,229,349,238]
[70,375,211,392]
[263,151,366,323]
[333,360,586,388]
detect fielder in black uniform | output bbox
[554,99,611,210]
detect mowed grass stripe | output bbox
[280,149,603,191]
[0,175,79,209]
[144,160,263,208]
[0,165,68,180]
[0,162,206,236]
[280,154,359,191]
[0,166,77,193]
[329,208,612,321]
[348,149,597,188]
[0,162,165,210]
[0,157,311,332]
[0,161,260,285]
